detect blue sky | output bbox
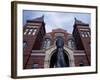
[23,10,91,33]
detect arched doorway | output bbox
[50,50,69,68]
[44,45,75,68]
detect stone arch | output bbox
[44,45,75,68]
[49,49,70,68]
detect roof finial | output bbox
[74,17,89,26]
[42,14,44,19]
[74,17,77,22]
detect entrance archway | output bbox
[50,50,69,68]
[44,45,75,68]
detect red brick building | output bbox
[23,16,91,69]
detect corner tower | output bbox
[23,16,46,69]
[73,18,91,65]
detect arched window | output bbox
[46,39,51,48]
[43,38,51,49]
[68,39,72,48]
[67,39,76,49]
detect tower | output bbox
[73,18,91,65]
[23,16,46,69]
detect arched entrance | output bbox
[44,45,75,68]
[50,50,69,68]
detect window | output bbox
[71,41,76,49]
[32,63,39,69]
[24,28,37,35]
[46,39,51,48]
[87,32,90,37]
[43,38,51,49]
[81,32,85,37]
[84,32,88,37]
[43,40,47,49]
[24,29,29,35]
[81,31,90,38]
[32,29,37,35]
[67,39,76,49]
[68,40,72,48]
[28,29,33,35]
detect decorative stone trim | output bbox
[44,45,75,68]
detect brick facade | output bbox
[23,16,91,69]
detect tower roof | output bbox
[74,17,89,26]
[33,15,44,22]
[27,15,44,23]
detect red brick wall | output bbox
[74,50,90,66]
[24,50,45,69]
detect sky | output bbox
[23,10,91,33]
